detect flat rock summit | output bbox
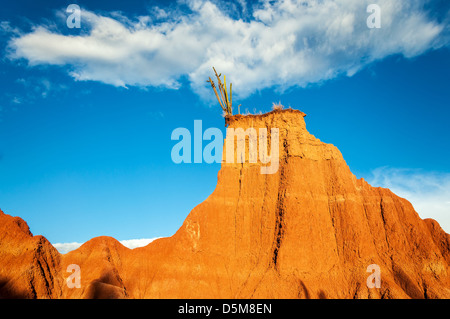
[1,109,449,299]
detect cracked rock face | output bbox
[1,109,449,298]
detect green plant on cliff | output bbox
[207,67,239,116]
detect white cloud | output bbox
[52,242,83,254]
[6,0,448,99]
[11,97,22,104]
[367,167,450,233]
[119,237,161,249]
[53,237,160,254]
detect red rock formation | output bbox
[1,109,449,298]
[0,210,63,298]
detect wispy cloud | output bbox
[53,237,160,254]
[6,0,449,99]
[15,76,68,99]
[53,242,83,254]
[0,21,20,36]
[367,167,450,233]
[11,97,21,104]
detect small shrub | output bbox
[272,101,284,111]
[207,67,233,116]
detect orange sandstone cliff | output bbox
[1,109,449,299]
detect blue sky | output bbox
[0,0,449,252]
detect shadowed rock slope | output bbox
[1,109,449,298]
